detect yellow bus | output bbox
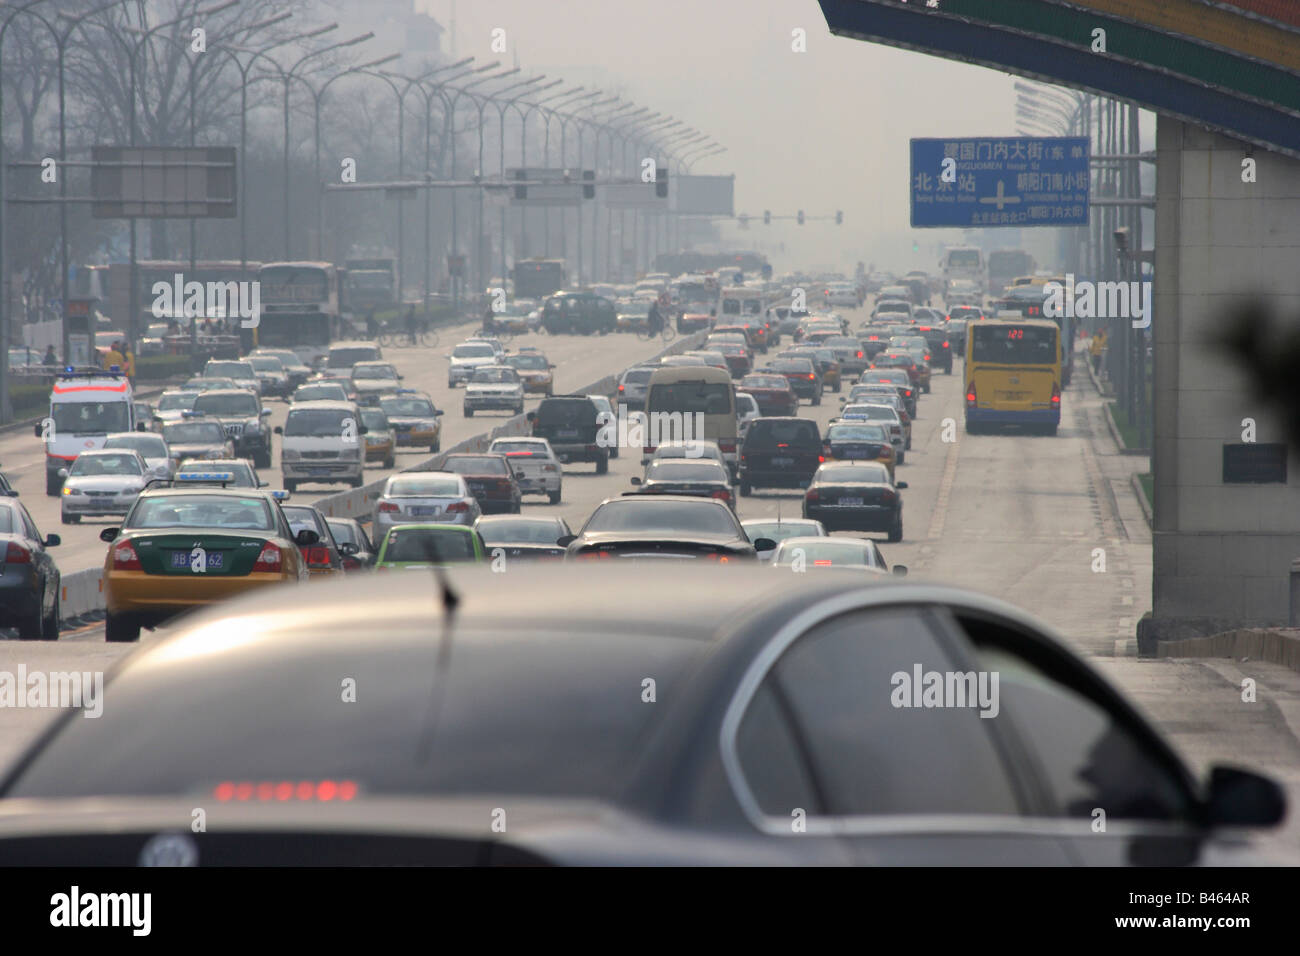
[964,317,1061,436]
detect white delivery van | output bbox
[274,400,366,491]
[644,365,738,476]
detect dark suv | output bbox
[738,417,823,496]
[442,453,522,515]
[527,395,609,473]
[541,291,617,335]
[765,356,822,405]
[917,325,953,374]
[189,389,274,468]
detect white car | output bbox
[647,440,728,474]
[448,341,500,387]
[351,361,403,404]
[372,471,480,539]
[463,366,525,417]
[487,437,563,504]
[823,283,859,308]
[838,403,906,463]
[59,449,151,524]
[735,392,760,436]
[102,432,175,480]
[154,389,199,425]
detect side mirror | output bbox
[753,537,776,552]
[33,423,43,438]
[100,528,119,542]
[896,481,909,489]
[630,476,642,486]
[259,479,269,487]
[44,534,61,547]
[295,528,320,547]
[892,564,908,577]
[57,468,69,478]
[556,534,576,547]
[525,411,536,423]
[136,422,146,432]
[338,542,360,557]
[4,489,16,497]
[1204,765,1286,827]
[261,408,272,417]
[274,426,284,434]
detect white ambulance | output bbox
[36,368,139,496]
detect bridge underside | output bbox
[819,0,1300,640]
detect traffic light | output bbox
[583,169,595,200]
[835,210,843,225]
[912,240,919,252]
[763,210,771,226]
[797,209,805,225]
[655,165,668,198]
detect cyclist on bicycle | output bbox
[365,308,379,340]
[646,300,664,338]
[482,301,499,336]
[405,306,419,345]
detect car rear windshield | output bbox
[157,392,198,411]
[770,359,813,373]
[194,393,259,417]
[491,441,548,456]
[444,456,507,475]
[383,529,477,563]
[353,365,398,380]
[745,419,821,448]
[820,463,890,483]
[621,368,655,385]
[647,382,732,415]
[387,477,461,498]
[104,435,166,456]
[328,348,379,367]
[381,398,435,417]
[536,399,594,425]
[163,422,225,443]
[741,375,788,390]
[127,495,273,530]
[647,461,727,481]
[507,354,547,369]
[476,519,563,544]
[584,499,740,536]
[249,357,283,372]
[827,424,889,442]
[744,521,821,542]
[452,344,495,359]
[295,385,346,402]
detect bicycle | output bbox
[635,322,677,343]
[379,326,439,348]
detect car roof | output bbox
[137,484,275,500]
[287,400,355,410]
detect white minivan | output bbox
[644,365,738,477]
[275,400,366,491]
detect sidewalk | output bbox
[1081,346,1151,533]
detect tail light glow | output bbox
[966,383,977,405]
[1051,383,1061,405]
[252,542,283,572]
[306,546,331,566]
[112,540,141,571]
[377,501,399,513]
[446,501,471,513]
[806,490,820,501]
[5,542,31,564]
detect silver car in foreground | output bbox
[59,449,150,524]
[372,471,481,539]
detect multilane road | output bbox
[3,304,1299,846]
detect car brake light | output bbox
[618,385,625,393]
[576,550,613,562]
[813,559,833,566]
[377,501,400,513]
[252,542,282,572]
[943,341,949,348]
[1051,383,1061,405]
[495,478,512,490]
[306,546,332,566]
[718,440,736,453]
[806,490,819,501]
[112,540,142,571]
[807,373,815,380]
[703,552,732,563]
[446,501,471,513]
[710,488,731,502]
[856,351,863,359]
[966,383,977,405]
[342,556,361,571]
[214,780,358,803]
[818,455,825,463]
[5,542,31,564]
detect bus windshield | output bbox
[970,325,1058,365]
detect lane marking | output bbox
[926,430,960,541]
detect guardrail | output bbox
[57,329,705,627]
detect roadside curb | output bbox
[1148,626,1300,675]
[1130,472,1153,528]
[1102,399,1149,457]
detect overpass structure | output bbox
[818,0,1300,642]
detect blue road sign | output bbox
[910,136,1089,228]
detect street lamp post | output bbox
[491,76,547,288]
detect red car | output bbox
[714,342,753,378]
[871,351,921,389]
[441,453,523,515]
[738,373,799,416]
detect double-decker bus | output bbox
[964,317,1061,436]
[255,261,345,365]
[512,258,567,299]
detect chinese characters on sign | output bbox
[909,137,1090,228]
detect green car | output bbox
[374,524,488,570]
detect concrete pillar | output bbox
[1142,118,1300,648]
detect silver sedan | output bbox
[59,449,151,524]
[372,471,481,539]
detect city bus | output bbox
[255,261,345,365]
[964,317,1061,436]
[512,258,566,299]
[343,258,397,312]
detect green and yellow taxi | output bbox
[378,390,444,453]
[504,348,555,395]
[821,421,897,479]
[374,523,488,570]
[100,473,312,642]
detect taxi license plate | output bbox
[411,506,440,516]
[557,428,579,438]
[839,497,864,507]
[771,456,794,466]
[842,446,865,457]
[170,550,224,570]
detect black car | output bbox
[190,389,274,469]
[0,564,1286,865]
[474,515,572,561]
[804,460,906,540]
[527,395,608,473]
[629,459,735,510]
[560,495,771,560]
[739,417,823,496]
[0,496,61,639]
[765,356,821,404]
[541,291,617,335]
[325,517,376,571]
[917,325,953,374]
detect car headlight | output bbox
[61,485,76,496]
